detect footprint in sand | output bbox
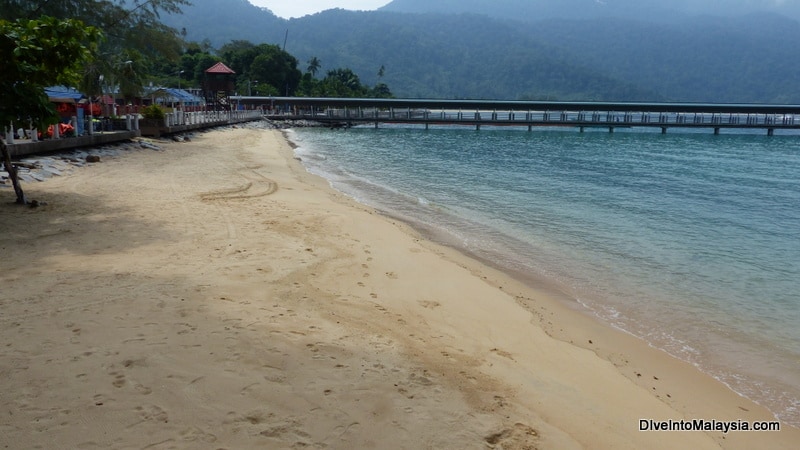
[490,348,515,361]
[134,384,152,395]
[133,404,169,423]
[112,374,126,388]
[179,426,218,443]
[418,300,441,309]
[485,423,539,447]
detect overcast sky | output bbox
[250,0,389,19]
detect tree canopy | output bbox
[1,15,102,203]
[214,41,391,98]
[218,41,303,96]
[3,0,189,101]
[1,17,101,127]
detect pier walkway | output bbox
[6,110,262,158]
[246,97,800,135]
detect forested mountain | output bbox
[283,10,660,100]
[526,14,800,103]
[380,0,800,22]
[162,0,800,102]
[164,0,284,46]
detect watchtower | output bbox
[203,62,236,110]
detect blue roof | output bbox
[152,87,204,105]
[45,86,85,101]
[163,88,198,102]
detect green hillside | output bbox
[161,0,800,102]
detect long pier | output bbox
[241,97,800,135]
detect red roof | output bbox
[205,62,236,74]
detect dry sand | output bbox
[1,126,797,449]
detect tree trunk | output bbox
[0,137,26,205]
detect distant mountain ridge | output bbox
[164,0,285,46]
[380,0,800,22]
[162,0,800,102]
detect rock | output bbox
[42,167,63,176]
[16,161,40,169]
[86,155,101,163]
[139,140,162,151]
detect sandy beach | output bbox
[1,125,797,449]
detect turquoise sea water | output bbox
[288,125,800,425]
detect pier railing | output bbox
[139,109,262,138]
[286,107,800,135]
[244,97,800,135]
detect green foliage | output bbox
[0,14,102,204]
[371,83,393,99]
[295,67,393,98]
[307,57,322,77]
[3,0,190,106]
[142,104,166,120]
[219,41,303,96]
[0,16,102,129]
[319,68,366,97]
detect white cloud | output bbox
[249,0,390,19]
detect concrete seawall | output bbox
[6,112,263,158]
[7,131,142,158]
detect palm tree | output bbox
[307,57,321,77]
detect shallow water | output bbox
[288,124,800,425]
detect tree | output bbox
[371,83,394,99]
[175,49,220,90]
[219,41,302,96]
[319,69,367,97]
[3,0,189,105]
[307,57,321,77]
[0,16,101,204]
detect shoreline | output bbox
[282,127,800,442]
[1,125,796,448]
[285,124,800,429]
[372,196,800,430]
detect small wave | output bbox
[293,146,327,161]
